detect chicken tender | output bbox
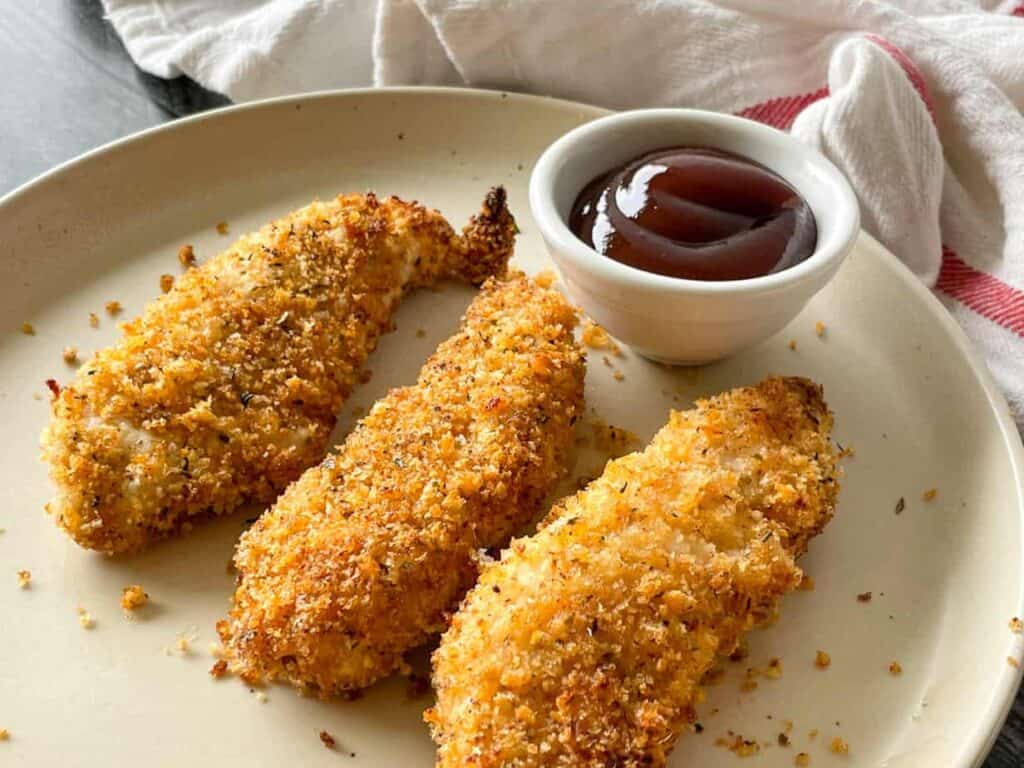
[219,272,585,693]
[428,377,839,768]
[42,189,515,554]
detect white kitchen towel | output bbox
[103,0,1024,424]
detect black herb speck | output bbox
[695,723,704,734]
[895,496,906,514]
[240,391,255,407]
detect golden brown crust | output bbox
[428,377,839,767]
[220,272,585,694]
[41,190,515,554]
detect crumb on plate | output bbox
[104,300,122,315]
[788,339,797,351]
[62,346,78,364]
[1010,617,1023,634]
[798,574,815,591]
[120,584,148,611]
[1008,656,1020,669]
[20,322,35,336]
[533,269,557,289]
[78,607,94,629]
[88,312,99,328]
[815,321,826,337]
[715,732,759,757]
[830,736,849,755]
[319,730,336,749]
[0,728,8,741]
[889,661,902,675]
[815,650,831,669]
[415,328,426,338]
[764,657,783,679]
[809,729,819,740]
[216,221,230,235]
[922,488,937,502]
[210,659,229,679]
[16,570,31,588]
[178,244,196,267]
[857,591,872,603]
[160,273,174,293]
[580,319,620,354]
[795,753,811,766]
[612,370,625,382]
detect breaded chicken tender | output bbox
[42,189,515,553]
[428,377,839,767]
[219,272,585,693]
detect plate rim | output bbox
[2,85,1021,767]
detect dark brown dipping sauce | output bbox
[569,147,817,281]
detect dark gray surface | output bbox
[1,1,1022,765]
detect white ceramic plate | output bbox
[1,88,1022,768]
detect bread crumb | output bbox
[888,661,902,675]
[815,321,826,337]
[31,392,42,401]
[62,346,79,364]
[209,659,228,678]
[120,584,148,611]
[612,370,625,382]
[778,733,790,747]
[178,244,196,267]
[729,639,750,662]
[174,626,198,654]
[788,339,797,351]
[837,444,855,459]
[783,720,794,734]
[1008,656,1020,669]
[319,731,336,749]
[857,591,872,602]
[922,488,937,502]
[763,657,783,679]
[1010,617,1023,634]
[830,737,849,755]
[16,570,31,588]
[815,650,831,669]
[78,607,94,629]
[88,312,99,328]
[580,320,620,355]
[415,328,426,338]
[533,269,557,289]
[798,574,815,591]
[20,322,35,336]
[160,274,175,293]
[255,691,268,703]
[809,729,819,740]
[104,300,122,315]
[740,673,758,693]
[794,752,810,766]
[715,733,759,757]
[216,221,230,235]
[0,728,8,741]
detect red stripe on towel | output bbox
[863,34,936,123]
[936,247,1024,337]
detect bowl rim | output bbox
[528,107,861,297]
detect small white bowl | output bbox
[528,109,860,364]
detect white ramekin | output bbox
[528,109,860,364]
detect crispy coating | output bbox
[219,273,585,693]
[428,377,839,767]
[42,189,515,553]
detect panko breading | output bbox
[42,189,515,554]
[428,377,839,767]
[219,273,585,694]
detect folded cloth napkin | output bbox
[103,0,1024,425]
